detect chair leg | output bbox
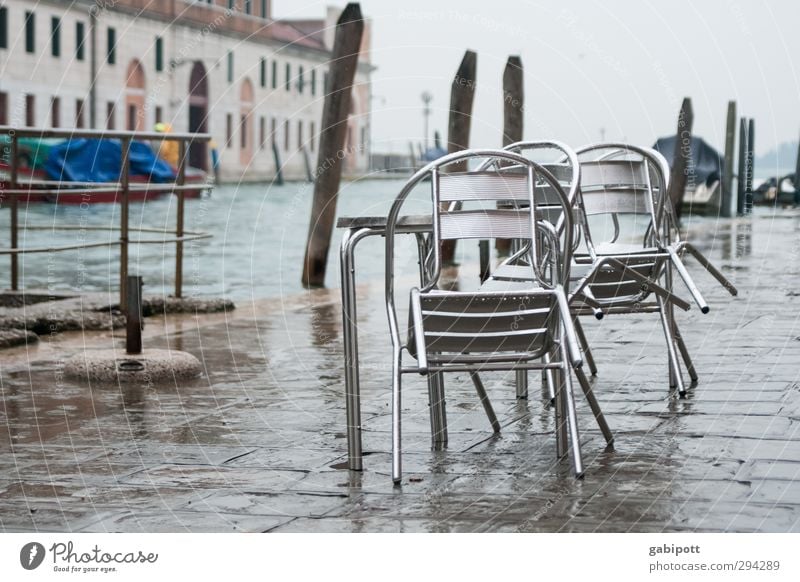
[575,367,614,445]
[552,365,568,459]
[427,371,448,447]
[515,370,528,399]
[656,294,686,398]
[543,351,556,403]
[573,316,598,376]
[559,337,584,478]
[672,319,698,382]
[392,350,402,484]
[470,372,501,433]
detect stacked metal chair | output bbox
[570,143,738,395]
[385,149,606,483]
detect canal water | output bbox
[0,178,485,300]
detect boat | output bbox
[653,135,724,215]
[0,137,210,204]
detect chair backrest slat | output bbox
[581,188,650,215]
[438,171,531,202]
[580,159,648,189]
[439,209,532,240]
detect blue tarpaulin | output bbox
[44,139,176,182]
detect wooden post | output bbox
[301,3,364,288]
[745,118,755,214]
[9,135,18,290]
[272,141,284,185]
[736,117,747,215]
[794,131,800,206]
[668,97,693,221]
[442,50,478,264]
[721,100,736,217]
[497,55,524,256]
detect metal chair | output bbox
[480,141,690,397]
[385,149,605,483]
[569,143,736,396]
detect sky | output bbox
[274,0,800,162]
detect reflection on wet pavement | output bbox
[1,211,800,532]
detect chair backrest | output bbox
[575,143,670,249]
[385,149,573,356]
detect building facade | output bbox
[0,0,373,181]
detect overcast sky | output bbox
[274,0,800,160]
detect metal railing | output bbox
[0,126,213,309]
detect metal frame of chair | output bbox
[569,143,737,396]
[478,142,691,404]
[385,149,605,484]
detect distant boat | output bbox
[0,137,209,204]
[653,135,724,214]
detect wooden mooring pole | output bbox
[301,3,364,288]
[126,275,143,355]
[794,131,800,206]
[497,55,524,257]
[745,118,755,214]
[668,97,693,221]
[721,100,736,218]
[441,50,477,265]
[736,117,748,216]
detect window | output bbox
[0,7,7,50]
[0,92,7,125]
[271,61,277,89]
[285,63,290,91]
[76,99,85,128]
[76,22,85,61]
[155,106,163,124]
[107,27,116,64]
[51,97,60,128]
[228,0,235,9]
[309,121,315,152]
[298,66,304,94]
[227,51,233,83]
[259,58,266,88]
[297,120,303,151]
[106,102,115,130]
[283,120,289,150]
[323,72,328,94]
[25,12,35,54]
[226,113,233,148]
[245,0,252,15]
[270,118,276,146]
[240,114,248,149]
[259,116,265,148]
[155,37,164,72]
[311,70,316,96]
[25,95,35,127]
[261,0,268,19]
[51,17,61,57]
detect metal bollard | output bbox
[126,275,143,355]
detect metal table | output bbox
[338,214,433,471]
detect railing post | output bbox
[175,139,186,298]
[120,136,131,310]
[10,133,18,290]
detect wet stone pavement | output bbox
[1,211,800,532]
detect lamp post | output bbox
[421,91,433,150]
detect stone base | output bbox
[64,349,203,383]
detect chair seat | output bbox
[591,242,659,256]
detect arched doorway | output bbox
[239,78,254,167]
[188,61,209,171]
[124,60,146,131]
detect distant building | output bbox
[0,0,373,181]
